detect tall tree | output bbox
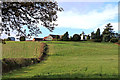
[91,31,95,39]
[1,2,63,38]
[94,28,102,42]
[87,35,90,40]
[102,23,114,42]
[61,31,69,41]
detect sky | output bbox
[0,1,118,40]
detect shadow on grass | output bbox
[2,73,118,80]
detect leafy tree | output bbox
[69,36,73,41]
[73,34,80,41]
[102,23,114,42]
[83,35,85,40]
[20,36,26,41]
[87,35,90,40]
[61,31,69,41]
[94,28,102,42]
[91,31,95,39]
[1,2,63,38]
[110,37,118,43]
[56,35,60,41]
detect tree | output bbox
[87,35,90,40]
[61,31,69,41]
[94,28,102,42]
[91,31,95,39]
[1,2,63,38]
[102,23,114,42]
[69,36,73,41]
[73,34,80,41]
[20,36,26,41]
[56,35,60,41]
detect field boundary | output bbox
[2,43,48,73]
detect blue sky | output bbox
[38,2,118,38]
[0,2,118,40]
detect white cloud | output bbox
[56,4,118,31]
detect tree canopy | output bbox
[73,34,80,41]
[102,23,114,42]
[61,31,69,41]
[1,1,63,38]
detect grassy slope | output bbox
[2,41,118,79]
[2,41,41,58]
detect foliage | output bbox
[6,37,11,41]
[94,28,102,42]
[2,39,6,44]
[87,35,90,40]
[69,36,73,41]
[2,58,39,73]
[91,31,95,39]
[110,37,118,43]
[73,34,80,41]
[20,36,26,41]
[102,34,111,42]
[61,31,69,41]
[102,23,114,42]
[2,2,63,37]
[56,35,59,40]
[83,35,85,40]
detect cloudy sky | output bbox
[39,2,118,38]
[0,1,118,40]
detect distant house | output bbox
[80,32,87,40]
[33,38,43,41]
[81,34,87,40]
[8,37,15,41]
[44,34,62,41]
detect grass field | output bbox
[2,41,41,58]
[2,41,118,79]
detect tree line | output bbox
[58,23,120,43]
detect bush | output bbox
[2,40,6,44]
[89,39,95,42]
[73,34,80,41]
[20,36,26,41]
[2,58,39,73]
[110,38,118,43]
[102,35,110,42]
[94,39,102,42]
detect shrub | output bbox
[102,34,111,42]
[94,39,102,42]
[2,40,6,44]
[89,39,95,42]
[110,38,118,43]
[73,34,80,41]
[2,58,38,73]
[20,36,26,41]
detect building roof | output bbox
[33,38,43,41]
[49,34,60,38]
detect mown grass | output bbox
[2,41,41,58]
[2,41,118,79]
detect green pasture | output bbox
[2,41,41,58]
[2,41,118,79]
